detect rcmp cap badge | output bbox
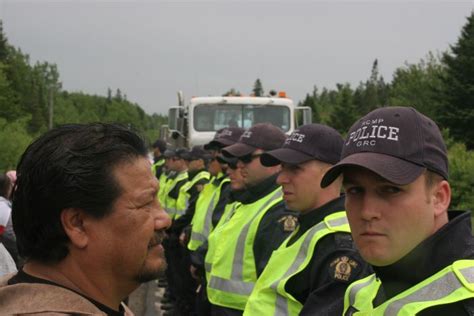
[278,215,298,232]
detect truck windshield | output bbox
[193,104,290,132]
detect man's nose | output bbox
[359,195,382,222]
[276,170,289,185]
[236,160,245,169]
[154,201,172,230]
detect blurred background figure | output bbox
[0,173,17,276]
[0,173,12,234]
[152,139,167,179]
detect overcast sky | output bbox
[1,1,473,115]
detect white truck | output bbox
[162,91,312,148]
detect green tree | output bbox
[4,47,31,118]
[389,52,445,119]
[0,22,9,62]
[447,140,474,211]
[329,83,357,134]
[438,12,474,148]
[115,88,123,102]
[222,88,241,96]
[353,59,389,117]
[107,87,112,103]
[252,78,264,96]
[0,63,20,121]
[0,117,33,171]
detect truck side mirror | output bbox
[168,107,180,130]
[295,106,312,126]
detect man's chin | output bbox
[135,258,167,283]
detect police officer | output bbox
[175,146,211,221]
[189,127,245,316]
[166,146,211,315]
[163,148,189,219]
[161,148,189,314]
[321,107,474,315]
[244,124,372,315]
[151,139,167,178]
[158,149,176,208]
[206,123,298,315]
[188,127,245,253]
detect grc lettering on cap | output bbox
[346,125,399,146]
[285,132,306,144]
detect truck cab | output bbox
[163,92,312,148]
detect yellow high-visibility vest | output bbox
[207,188,283,311]
[175,170,210,220]
[343,259,474,315]
[244,211,350,316]
[188,175,230,251]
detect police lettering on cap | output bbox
[321,106,448,188]
[204,127,246,150]
[260,124,343,167]
[222,123,286,158]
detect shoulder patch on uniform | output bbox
[278,215,298,232]
[330,256,359,282]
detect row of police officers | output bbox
[152,106,474,316]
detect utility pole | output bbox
[48,86,54,130]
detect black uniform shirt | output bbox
[290,196,373,316]
[371,211,474,315]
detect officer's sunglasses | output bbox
[227,161,238,170]
[238,153,263,164]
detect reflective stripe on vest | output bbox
[151,158,165,177]
[244,212,350,316]
[188,177,230,251]
[157,172,173,207]
[164,171,188,219]
[175,170,211,219]
[207,188,283,310]
[205,201,242,281]
[344,260,474,316]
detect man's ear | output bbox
[433,180,451,217]
[61,208,89,249]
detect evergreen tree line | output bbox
[296,11,474,212]
[0,22,166,172]
[2,10,474,212]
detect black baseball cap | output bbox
[204,127,246,150]
[187,146,212,161]
[321,106,448,188]
[163,149,176,158]
[222,123,286,158]
[175,148,190,160]
[261,124,343,167]
[152,139,167,152]
[216,155,238,167]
